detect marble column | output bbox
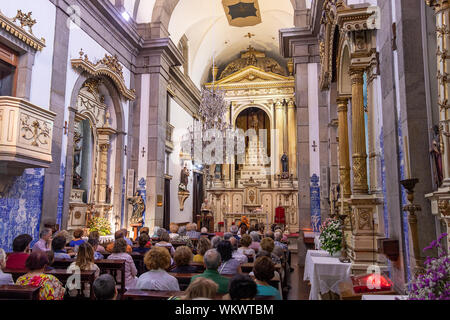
[337,97,351,199]
[350,68,368,195]
[287,99,297,177]
[97,143,109,204]
[275,100,285,174]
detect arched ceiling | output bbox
[113,0,315,87]
[167,0,295,87]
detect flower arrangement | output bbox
[87,216,111,236]
[407,233,449,300]
[319,217,343,256]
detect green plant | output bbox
[88,216,111,236]
[319,218,343,256]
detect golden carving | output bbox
[20,115,50,147]
[438,200,450,216]
[71,49,136,101]
[219,46,287,79]
[12,10,36,34]
[352,157,368,193]
[426,0,450,12]
[83,78,102,95]
[97,54,124,80]
[0,10,45,51]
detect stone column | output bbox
[337,97,351,199]
[348,68,384,274]
[138,39,183,231]
[425,0,450,253]
[275,100,285,174]
[349,68,368,195]
[287,99,297,177]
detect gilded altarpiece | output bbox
[204,47,299,232]
[68,79,117,232]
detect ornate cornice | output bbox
[0,10,45,51]
[71,49,136,101]
[426,0,450,13]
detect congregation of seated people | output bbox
[0,222,290,300]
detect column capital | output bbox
[336,97,348,112]
[425,0,450,13]
[349,68,365,84]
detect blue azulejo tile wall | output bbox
[0,168,45,251]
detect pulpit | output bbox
[197,209,214,232]
[131,223,142,241]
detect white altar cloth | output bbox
[304,254,352,300]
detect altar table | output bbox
[303,254,352,300]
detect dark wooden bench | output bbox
[241,263,281,273]
[51,259,126,295]
[130,253,146,276]
[0,285,41,300]
[122,289,185,300]
[2,268,97,299]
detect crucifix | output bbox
[63,121,69,135]
[312,141,318,152]
[141,147,146,158]
[244,32,255,39]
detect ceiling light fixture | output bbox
[121,11,130,21]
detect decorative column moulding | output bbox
[0,10,45,51]
[0,96,56,192]
[318,0,380,90]
[71,49,136,101]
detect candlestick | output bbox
[403,136,411,179]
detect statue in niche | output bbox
[214,164,222,180]
[430,125,443,188]
[179,166,190,191]
[250,112,259,132]
[106,186,112,204]
[128,192,145,225]
[72,129,83,189]
[281,152,289,174]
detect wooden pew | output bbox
[240,263,281,273]
[130,253,146,276]
[51,259,126,295]
[0,285,40,300]
[122,289,185,300]
[2,268,97,299]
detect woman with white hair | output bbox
[0,248,14,285]
[249,231,261,253]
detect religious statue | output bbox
[281,152,289,174]
[214,164,222,180]
[430,125,443,188]
[128,192,145,225]
[72,130,83,189]
[198,199,214,232]
[105,186,112,204]
[201,199,211,212]
[250,112,259,132]
[179,166,190,191]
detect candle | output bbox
[403,136,411,179]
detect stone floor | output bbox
[286,253,310,300]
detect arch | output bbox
[66,73,126,229]
[337,39,351,97]
[232,103,274,128]
[150,0,300,37]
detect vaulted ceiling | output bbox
[110,0,314,87]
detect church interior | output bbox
[0,0,448,302]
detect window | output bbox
[0,42,18,96]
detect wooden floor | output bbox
[286,253,310,300]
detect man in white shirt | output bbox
[32,228,52,252]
